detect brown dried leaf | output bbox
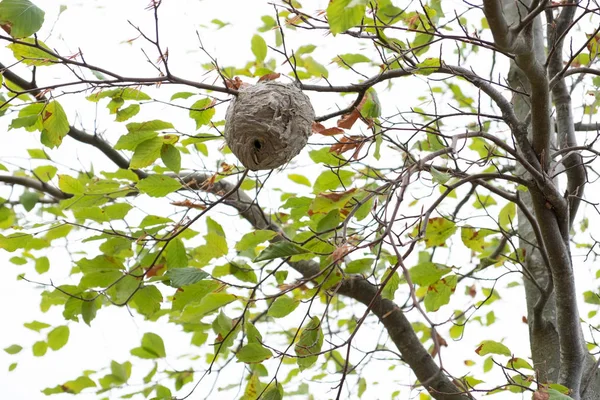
[319,188,357,202]
[329,135,365,158]
[170,200,207,210]
[532,391,549,400]
[331,244,350,263]
[337,108,361,129]
[312,121,326,133]
[0,23,11,35]
[145,264,166,278]
[225,76,249,90]
[258,72,281,82]
[318,127,345,136]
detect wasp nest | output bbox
[224,81,315,170]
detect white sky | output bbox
[0,1,599,399]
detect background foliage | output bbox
[1,0,600,399]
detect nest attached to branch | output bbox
[224,81,315,171]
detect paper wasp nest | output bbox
[224,81,315,170]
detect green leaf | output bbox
[129,137,163,168]
[166,267,209,288]
[189,98,215,129]
[32,341,47,356]
[235,230,277,257]
[251,34,267,61]
[313,170,354,194]
[10,114,39,130]
[309,147,346,166]
[424,275,457,312]
[132,286,162,318]
[415,217,457,248]
[160,144,181,173]
[475,340,511,356]
[545,388,574,399]
[332,53,371,68]
[23,320,50,332]
[27,148,48,159]
[263,384,284,400]
[33,165,57,182]
[409,262,451,286]
[381,268,400,300]
[473,194,497,209]
[326,0,367,35]
[47,325,69,350]
[206,216,226,237]
[165,238,187,269]
[4,344,22,354]
[58,174,85,194]
[254,241,310,262]
[245,321,262,344]
[115,130,158,151]
[139,215,172,228]
[288,173,311,187]
[415,57,441,75]
[294,316,323,370]
[506,357,533,370]
[430,166,451,184]
[498,202,516,230]
[19,190,38,211]
[8,363,17,371]
[236,343,272,363]
[195,232,228,265]
[179,293,237,321]
[116,104,140,122]
[316,209,340,233]
[268,296,300,318]
[136,174,181,197]
[303,56,329,78]
[42,376,96,395]
[42,101,70,148]
[171,91,195,101]
[81,298,98,326]
[131,332,166,359]
[345,258,373,274]
[296,44,316,55]
[8,38,56,66]
[127,120,174,132]
[87,88,151,102]
[0,232,48,252]
[35,256,50,274]
[0,0,45,38]
[360,88,381,118]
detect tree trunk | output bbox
[502,1,600,397]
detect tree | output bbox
[1,0,600,398]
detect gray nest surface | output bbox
[224,81,315,170]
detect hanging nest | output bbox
[224,81,315,171]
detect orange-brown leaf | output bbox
[225,76,249,90]
[337,108,361,129]
[331,244,350,263]
[258,72,281,82]
[318,127,345,136]
[146,264,166,278]
[0,23,11,35]
[170,200,207,210]
[319,188,357,202]
[329,135,365,159]
[312,121,326,133]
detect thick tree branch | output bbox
[545,0,586,392]
[183,173,469,400]
[0,175,68,199]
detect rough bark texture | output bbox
[224,81,314,170]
